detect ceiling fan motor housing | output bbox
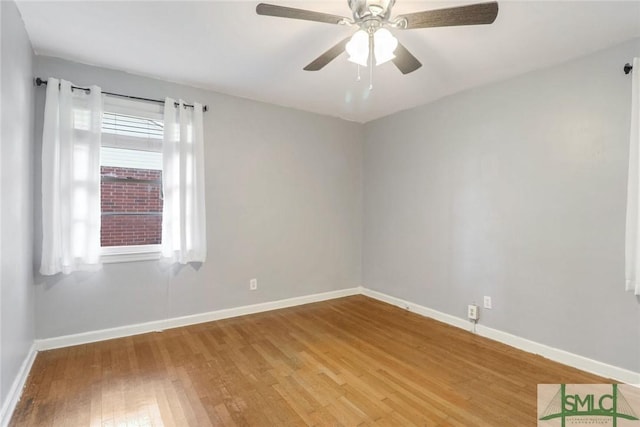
[348,0,395,21]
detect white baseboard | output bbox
[0,343,37,427]
[476,325,640,385]
[35,287,361,351]
[361,287,640,385]
[361,288,472,331]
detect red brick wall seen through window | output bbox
[101,166,162,246]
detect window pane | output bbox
[100,166,162,247]
[101,147,162,170]
[102,112,163,139]
[101,214,162,246]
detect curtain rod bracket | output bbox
[625,63,633,75]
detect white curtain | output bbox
[626,57,640,295]
[40,79,103,275]
[161,98,207,264]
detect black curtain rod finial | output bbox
[624,63,633,75]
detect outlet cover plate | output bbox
[467,304,478,320]
[483,296,492,309]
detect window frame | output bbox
[100,96,164,264]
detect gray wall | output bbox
[1,0,35,409]
[363,38,640,372]
[33,56,363,339]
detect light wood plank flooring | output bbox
[10,295,609,426]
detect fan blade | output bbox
[304,37,350,71]
[392,42,422,75]
[256,3,347,25]
[397,2,498,29]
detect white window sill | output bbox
[101,244,161,264]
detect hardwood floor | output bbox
[10,295,609,426]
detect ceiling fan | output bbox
[256,0,498,75]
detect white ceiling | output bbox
[16,1,640,123]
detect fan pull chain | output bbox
[369,63,373,90]
[356,65,361,82]
[368,30,374,90]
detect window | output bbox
[100,97,164,263]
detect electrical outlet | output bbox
[484,296,492,309]
[467,304,478,321]
[250,278,257,290]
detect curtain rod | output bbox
[625,63,633,75]
[34,77,208,112]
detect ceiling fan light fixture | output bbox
[346,29,370,67]
[257,1,499,75]
[373,28,398,65]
